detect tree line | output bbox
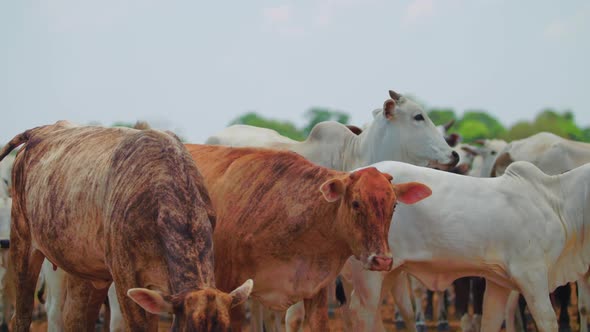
[230,105,590,143]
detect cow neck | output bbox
[358,118,403,168]
[156,206,216,294]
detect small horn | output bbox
[474,139,486,145]
[443,119,456,131]
[388,90,401,101]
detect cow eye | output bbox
[491,151,497,155]
[414,114,425,121]
[352,201,360,210]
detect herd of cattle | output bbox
[0,90,589,332]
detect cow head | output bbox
[127,279,253,331]
[370,90,459,170]
[320,167,431,271]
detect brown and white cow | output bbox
[0,121,253,332]
[183,144,431,330]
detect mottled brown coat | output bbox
[185,144,400,330]
[0,121,251,332]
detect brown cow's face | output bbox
[321,167,431,272]
[128,279,253,332]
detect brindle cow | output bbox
[0,121,253,332]
[184,144,431,330]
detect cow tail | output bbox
[0,131,30,162]
[335,276,346,306]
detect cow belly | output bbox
[401,259,516,291]
[32,231,110,281]
[252,259,341,311]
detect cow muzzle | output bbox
[428,151,460,171]
[367,254,393,271]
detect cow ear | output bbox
[230,279,253,308]
[383,99,396,120]
[320,178,346,202]
[127,288,173,314]
[394,182,432,205]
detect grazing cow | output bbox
[206,90,459,171]
[344,160,590,332]
[491,132,590,332]
[183,144,431,330]
[0,121,253,332]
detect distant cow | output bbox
[184,144,431,330]
[0,121,252,332]
[206,90,459,171]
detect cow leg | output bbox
[303,287,329,331]
[516,271,558,332]
[229,303,246,332]
[410,277,427,332]
[41,260,66,332]
[505,291,521,332]
[337,275,355,332]
[263,308,284,332]
[107,284,124,332]
[554,284,571,332]
[62,273,109,331]
[425,290,434,320]
[454,277,473,332]
[286,301,305,332]
[472,277,485,332]
[249,299,265,332]
[578,275,590,332]
[480,280,510,332]
[346,258,386,331]
[9,214,45,332]
[389,271,417,332]
[437,290,449,331]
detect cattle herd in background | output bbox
[0,90,589,332]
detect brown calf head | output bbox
[321,167,431,271]
[127,279,253,332]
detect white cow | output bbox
[492,132,590,177]
[345,160,590,332]
[207,90,459,171]
[491,132,590,332]
[0,155,13,331]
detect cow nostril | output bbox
[372,256,392,268]
[451,151,459,159]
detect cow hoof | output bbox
[395,320,406,329]
[394,311,406,329]
[437,321,449,331]
[416,323,427,332]
[0,323,8,332]
[558,327,571,332]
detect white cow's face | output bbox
[477,139,507,177]
[372,95,459,170]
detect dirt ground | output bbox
[23,286,582,331]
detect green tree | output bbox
[230,112,306,141]
[456,120,490,141]
[428,108,457,128]
[459,111,506,139]
[303,108,350,136]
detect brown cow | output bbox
[184,144,431,330]
[0,121,252,332]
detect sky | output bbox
[1,0,589,143]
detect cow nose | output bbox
[451,150,459,161]
[370,256,393,271]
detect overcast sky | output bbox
[1,0,589,143]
